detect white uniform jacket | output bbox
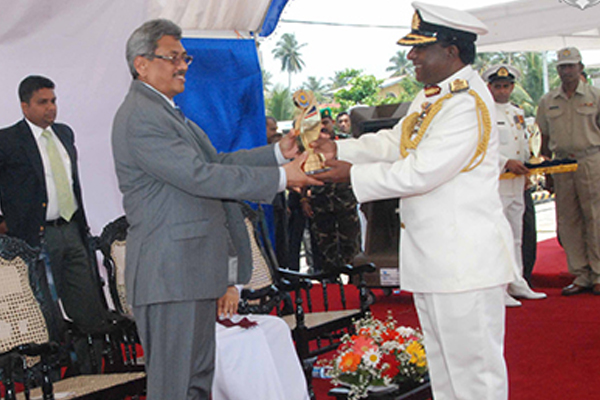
[337,66,516,293]
[497,102,529,197]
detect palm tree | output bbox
[386,50,413,77]
[262,70,273,93]
[302,76,329,102]
[473,51,507,73]
[329,68,361,90]
[266,84,295,121]
[272,33,307,89]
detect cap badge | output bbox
[411,11,421,30]
[562,49,571,57]
[497,67,509,77]
[449,79,470,93]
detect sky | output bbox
[258,0,514,89]
[258,0,600,90]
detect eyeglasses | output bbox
[146,53,193,66]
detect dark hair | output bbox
[336,111,349,121]
[439,38,476,65]
[18,75,55,103]
[126,19,182,79]
[266,116,277,124]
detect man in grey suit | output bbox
[111,19,316,400]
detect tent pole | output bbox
[543,51,549,94]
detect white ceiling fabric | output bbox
[471,0,600,52]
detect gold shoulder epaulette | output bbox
[449,79,469,93]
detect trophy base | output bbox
[529,156,545,165]
[305,167,331,176]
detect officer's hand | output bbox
[310,137,337,161]
[505,159,529,175]
[312,159,352,183]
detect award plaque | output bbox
[292,90,328,174]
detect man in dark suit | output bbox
[112,19,317,400]
[0,75,111,373]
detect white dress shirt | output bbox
[26,118,78,221]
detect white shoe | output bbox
[504,292,522,307]
[508,281,547,300]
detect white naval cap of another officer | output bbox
[397,1,488,47]
[482,64,521,84]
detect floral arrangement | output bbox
[326,312,428,400]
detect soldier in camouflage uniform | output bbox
[307,108,361,272]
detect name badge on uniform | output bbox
[549,105,559,110]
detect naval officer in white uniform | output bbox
[483,64,547,307]
[312,3,516,399]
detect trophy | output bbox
[292,90,328,174]
[527,123,544,164]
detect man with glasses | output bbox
[112,19,317,400]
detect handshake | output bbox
[280,130,352,189]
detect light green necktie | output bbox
[42,130,76,221]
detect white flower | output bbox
[363,348,381,367]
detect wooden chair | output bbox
[96,216,141,370]
[98,208,291,320]
[242,203,375,398]
[0,234,145,400]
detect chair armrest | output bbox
[241,285,280,301]
[276,269,315,289]
[16,342,60,357]
[341,262,377,276]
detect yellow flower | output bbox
[406,341,427,368]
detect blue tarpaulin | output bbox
[260,0,289,37]
[176,36,278,248]
[177,38,266,152]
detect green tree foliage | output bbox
[329,68,362,89]
[265,84,295,121]
[395,75,423,103]
[302,76,330,102]
[386,50,413,77]
[262,69,273,93]
[272,33,307,89]
[334,74,384,110]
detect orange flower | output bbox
[339,352,362,372]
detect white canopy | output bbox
[471,0,600,52]
[148,0,273,38]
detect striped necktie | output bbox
[41,130,76,221]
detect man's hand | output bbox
[310,137,337,161]
[217,286,240,318]
[312,159,352,183]
[279,129,301,159]
[505,159,530,175]
[284,152,323,188]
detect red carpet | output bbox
[313,238,600,399]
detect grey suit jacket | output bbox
[111,80,280,306]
